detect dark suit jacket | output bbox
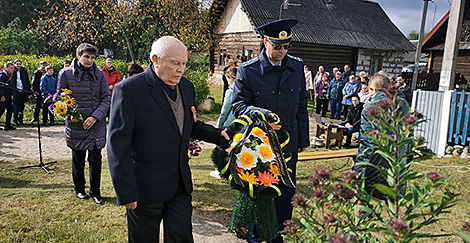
[11,68,31,94]
[107,67,221,205]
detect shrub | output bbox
[285,85,458,243]
[185,70,210,106]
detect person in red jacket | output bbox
[102,58,121,95]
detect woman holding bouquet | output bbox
[58,43,111,205]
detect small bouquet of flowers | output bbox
[189,139,202,157]
[49,88,81,122]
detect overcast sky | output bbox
[372,0,451,36]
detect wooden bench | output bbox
[314,114,348,149]
[298,148,358,161]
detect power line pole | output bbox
[412,0,431,91]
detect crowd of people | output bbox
[303,64,413,147]
[0,57,147,130]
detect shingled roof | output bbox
[210,0,415,51]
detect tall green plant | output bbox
[285,85,458,242]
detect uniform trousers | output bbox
[71,148,102,196]
[126,177,193,243]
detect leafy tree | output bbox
[407,31,419,40]
[36,0,214,62]
[0,18,45,55]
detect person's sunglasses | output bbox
[268,40,291,50]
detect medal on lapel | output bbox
[191,106,197,122]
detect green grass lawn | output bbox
[1,153,469,242]
[2,83,470,242]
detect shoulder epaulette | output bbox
[241,57,260,67]
[287,54,303,63]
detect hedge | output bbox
[0,54,209,104]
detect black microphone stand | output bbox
[1,82,57,173]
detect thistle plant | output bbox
[285,85,458,243]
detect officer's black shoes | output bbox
[4,126,17,131]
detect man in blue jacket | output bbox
[232,18,309,243]
[0,62,16,130]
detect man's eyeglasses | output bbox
[268,40,291,50]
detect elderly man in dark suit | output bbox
[107,36,229,243]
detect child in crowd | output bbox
[358,84,370,104]
[40,66,56,126]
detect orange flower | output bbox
[239,170,258,184]
[252,127,265,138]
[258,144,275,162]
[270,163,280,177]
[257,171,280,186]
[263,136,270,146]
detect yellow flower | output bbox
[233,133,243,141]
[57,106,67,115]
[62,88,72,95]
[236,148,258,170]
[251,127,265,138]
[238,170,258,185]
[258,144,275,163]
[263,136,271,146]
[270,163,280,177]
[64,98,74,106]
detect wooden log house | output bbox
[209,0,415,77]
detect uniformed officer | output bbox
[232,18,309,243]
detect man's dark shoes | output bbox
[76,192,90,199]
[91,195,104,205]
[4,126,16,131]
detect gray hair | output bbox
[149,36,187,60]
[369,74,390,91]
[76,43,98,57]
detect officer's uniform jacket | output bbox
[232,50,309,153]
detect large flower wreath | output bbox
[212,110,294,241]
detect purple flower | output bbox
[309,175,319,186]
[60,92,66,97]
[48,104,54,113]
[378,99,392,109]
[367,107,378,117]
[389,218,409,235]
[283,219,298,234]
[344,170,357,183]
[312,187,324,198]
[189,142,195,149]
[315,169,331,180]
[328,234,352,243]
[53,92,58,102]
[292,193,307,207]
[429,171,442,182]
